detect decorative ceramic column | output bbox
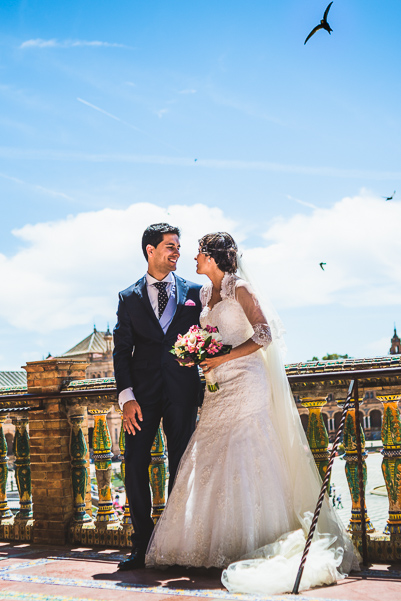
[88,408,118,525]
[148,425,168,522]
[0,414,13,519]
[301,397,330,483]
[118,414,131,526]
[68,410,92,524]
[378,395,401,536]
[339,398,374,534]
[12,417,33,519]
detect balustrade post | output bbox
[0,415,13,519]
[24,358,88,544]
[149,425,168,522]
[12,417,32,519]
[339,398,374,534]
[118,413,132,527]
[88,408,118,525]
[301,397,330,483]
[68,409,92,524]
[378,395,401,537]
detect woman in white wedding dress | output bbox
[146,232,359,594]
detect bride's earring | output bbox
[208,257,211,262]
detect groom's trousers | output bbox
[124,393,198,552]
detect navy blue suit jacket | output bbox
[113,275,203,407]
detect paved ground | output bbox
[1,542,401,601]
[2,450,396,601]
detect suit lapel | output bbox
[168,276,189,331]
[133,276,163,332]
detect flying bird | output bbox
[304,2,333,45]
[319,262,326,271]
[382,190,396,201]
[194,158,198,162]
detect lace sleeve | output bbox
[200,283,212,309]
[235,280,272,350]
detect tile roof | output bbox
[0,371,27,387]
[61,327,112,357]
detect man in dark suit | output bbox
[113,223,203,570]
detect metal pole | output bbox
[292,380,355,595]
[354,380,369,566]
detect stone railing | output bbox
[288,359,401,562]
[0,359,167,547]
[1,356,401,561]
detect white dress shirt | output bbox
[118,272,175,409]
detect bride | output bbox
[146,232,359,594]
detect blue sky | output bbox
[1,1,401,370]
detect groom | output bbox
[113,223,203,570]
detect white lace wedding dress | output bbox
[146,274,359,594]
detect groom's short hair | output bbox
[142,223,180,260]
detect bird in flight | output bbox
[319,262,326,271]
[304,2,333,45]
[382,190,396,201]
[194,158,198,162]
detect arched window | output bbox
[370,409,382,429]
[333,412,342,430]
[322,412,329,432]
[300,414,308,432]
[88,427,94,449]
[5,433,14,456]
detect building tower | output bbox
[390,325,401,355]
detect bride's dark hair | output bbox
[198,232,238,274]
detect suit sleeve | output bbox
[113,293,136,395]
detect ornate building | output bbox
[60,326,114,379]
[57,326,119,455]
[1,326,399,454]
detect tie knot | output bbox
[154,281,168,291]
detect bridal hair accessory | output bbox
[170,325,231,392]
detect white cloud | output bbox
[242,192,401,309]
[0,172,73,201]
[2,146,401,180]
[0,203,237,332]
[20,39,131,49]
[156,108,169,119]
[1,194,400,337]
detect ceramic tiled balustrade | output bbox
[1,356,401,561]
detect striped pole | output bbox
[292,380,355,594]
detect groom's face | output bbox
[148,233,180,274]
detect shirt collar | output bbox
[146,272,175,286]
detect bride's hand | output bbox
[200,354,229,373]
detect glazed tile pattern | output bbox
[0,549,345,601]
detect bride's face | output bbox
[195,249,209,274]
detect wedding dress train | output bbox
[146,273,359,593]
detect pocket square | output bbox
[184,299,196,306]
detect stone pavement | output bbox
[1,542,401,601]
[0,452,398,601]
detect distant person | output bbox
[112,494,123,515]
[336,494,344,509]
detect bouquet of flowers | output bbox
[170,325,231,392]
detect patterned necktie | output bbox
[154,281,169,319]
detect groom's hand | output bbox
[123,400,143,435]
